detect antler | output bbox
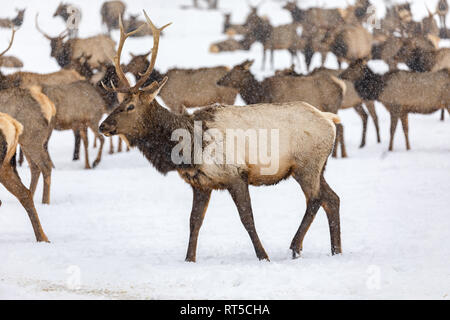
[36,13,68,40]
[102,10,171,94]
[0,26,16,57]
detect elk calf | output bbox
[100,12,342,262]
[0,113,48,242]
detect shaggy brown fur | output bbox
[100,12,341,262]
[101,1,126,34]
[42,81,106,169]
[217,60,348,157]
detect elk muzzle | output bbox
[99,119,117,137]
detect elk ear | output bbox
[141,76,168,104]
[243,60,254,70]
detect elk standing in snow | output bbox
[340,59,450,151]
[0,9,25,29]
[99,12,342,262]
[101,0,126,34]
[0,112,48,242]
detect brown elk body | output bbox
[41,81,106,169]
[0,113,48,242]
[341,60,450,151]
[101,0,126,34]
[99,12,342,262]
[308,67,381,147]
[124,54,239,114]
[330,25,373,68]
[0,28,55,204]
[217,60,349,157]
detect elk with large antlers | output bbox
[100,12,342,262]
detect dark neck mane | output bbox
[354,65,386,101]
[128,100,194,175]
[239,72,267,104]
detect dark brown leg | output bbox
[440,108,445,121]
[91,124,105,168]
[366,101,381,143]
[320,175,341,255]
[73,129,81,161]
[290,198,321,258]
[0,166,49,242]
[109,137,114,154]
[400,113,411,150]
[185,187,212,262]
[25,153,41,198]
[338,123,348,158]
[118,137,123,153]
[18,147,24,166]
[228,181,269,261]
[332,123,341,158]
[354,104,368,148]
[37,149,53,205]
[388,109,400,151]
[79,127,91,169]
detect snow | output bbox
[0,0,449,299]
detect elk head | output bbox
[53,3,69,19]
[12,9,26,27]
[35,13,70,66]
[99,11,171,142]
[217,59,254,88]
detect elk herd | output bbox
[0,0,448,262]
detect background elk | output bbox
[340,59,450,151]
[0,28,55,204]
[0,112,48,242]
[99,12,342,262]
[437,0,448,37]
[36,14,116,70]
[124,53,239,114]
[101,0,126,34]
[53,2,82,38]
[42,81,107,169]
[0,9,26,29]
[217,60,349,157]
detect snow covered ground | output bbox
[0,0,449,299]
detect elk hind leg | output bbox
[0,165,49,242]
[400,112,411,150]
[79,127,91,169]
[320,174,341,255]
[90,123,105,168]
[366,101,381,143]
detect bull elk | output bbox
[99,11,342,262]
[0,112,48,242]
[340,59,450,151]
[216,60,349,158]
[0,28,55,204]
[36,14,116,70]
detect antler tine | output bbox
[0,26,16,57]
[132,10,171,91]
[35,13,53,40]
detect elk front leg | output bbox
[388,108,400,151]
[400,112,411,150]
[185,187,212,262]
[366,101,381,143]
[79,127,91,169]
[354,104,368,148]
[73,129,81,161]
[228,181,269,261]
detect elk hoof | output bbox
[291,250,301,259]
[37,236,50,243]
[92,160,100,168]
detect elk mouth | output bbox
[99,122,117,136]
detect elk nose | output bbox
[99,122,108,133]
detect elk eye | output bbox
[127,104,135,111]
